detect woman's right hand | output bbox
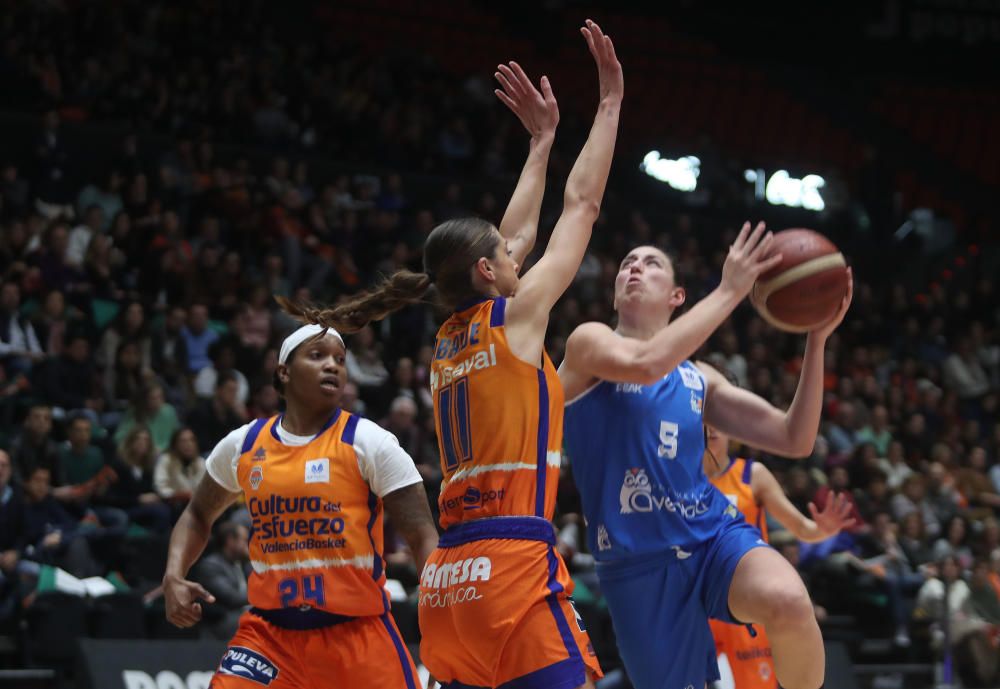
[163,573,216,628]
[719,221,783,299]
[581,19,623,105]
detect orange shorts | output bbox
[710,618,777,689]
[419,517,602,689]
[210,609,421,689]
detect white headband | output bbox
[278,324,345,365]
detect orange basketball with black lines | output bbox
[750,228,848,333]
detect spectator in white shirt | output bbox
[65,205,104,268]
[943,337,991,400]
[154,428,206,506]
[0,282,44,378]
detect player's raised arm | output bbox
[696,274,852,457]
[561,223,781,385]
[494,61,559,268]
[507,19,622,324]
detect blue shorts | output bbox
[595,517,769,689]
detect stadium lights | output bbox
[640,151,700,192]
[744,168,826,211]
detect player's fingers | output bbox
[503,63,528,98]
[190,584,215,604]
[808,501,818,518]
[509,61,534,95]
[540,75,556,103]
[602,35,615,64]
[496,65,521,94]
[495,88,518,112]
[745,221,767,253]
[749,231,774,260]
[495,71,519,100]
[580,26,598,57]
[169,609,197,627]
[604,34,620,65]
[733,221,751,250]
[759,252,783,272]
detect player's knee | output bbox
[760,584,813,631]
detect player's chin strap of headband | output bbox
[278,324,344,365]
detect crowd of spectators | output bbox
[0,0,998,685]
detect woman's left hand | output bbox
[494,62,559,142]
[811,267,853,340]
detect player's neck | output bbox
[615,309,672,341]
[281,404,338,437]
[703,453,732,478]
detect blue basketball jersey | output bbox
[564,360,741,560]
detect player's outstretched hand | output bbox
[719,221,784,299]
[581,19,623,105]
[164,573,216,628]
[495,62,559,142]
[809,490,857,538]
[811,267,853,340]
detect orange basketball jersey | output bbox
[709,457,776,689]
[710,620,778,689]
[709,458,768,541]
[236,412,389,617]
[430,297,563,528]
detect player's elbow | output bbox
[785,435,816,459]
[562,191,601,222]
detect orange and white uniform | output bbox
[709,458,777,689]
[204,410,423,689]
[420,297,602,689]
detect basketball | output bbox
[750,228,849,333]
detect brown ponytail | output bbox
[275,270,432,333]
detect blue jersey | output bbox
[564,360,740,560]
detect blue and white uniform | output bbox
[564,360,768,689]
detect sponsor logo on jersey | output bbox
[597,524,612,552]
[690,390,703,414]
[679,365,703,390]
[248,495,346,545]
[430,344,497,392]
[615,383,644,394]
[253,447,267,462]
[218,646,279,686]
[734,647,773,661]
[304,457,329,484]
[441,486,506,513]
[619,468,711,518]
[249,465,264,490]
[418,557,492,608]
